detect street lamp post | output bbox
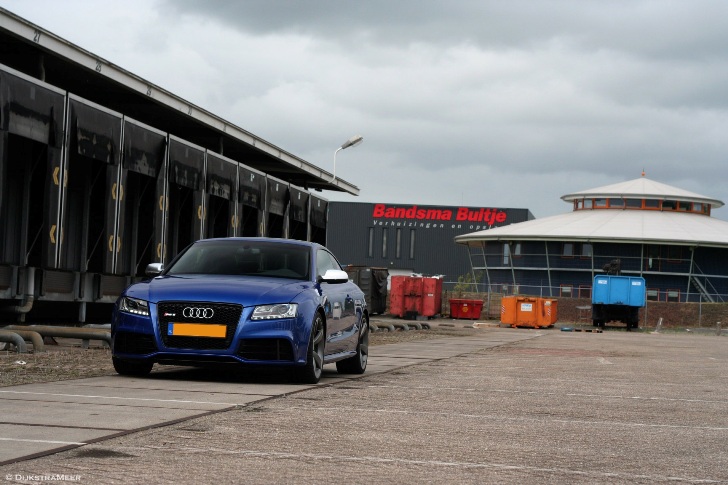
[331,134,364,182]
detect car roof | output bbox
[194,237,322,250]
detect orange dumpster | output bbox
[501,296,557,328]
[537,299,558,327]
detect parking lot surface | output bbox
[1,328,726,484]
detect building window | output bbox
[666,246,682,263]
[610,198,625,209]
[645,245,660,271]
[514,243,522,258]
[409,229,416,259]
[382,228,388,258]
[578,285,592,299]
[666,289,680,302]
[581,243,593,258]
[594,198,608,208]
[560,285,573,298]
[644,199,660,209]
[662,200,677,210]
[367,227,374,258]
[693,202,703,213]
[503,243,510,265]
[562,243,574,257]
[625,198,642,209]
[584,199,593,209]
[395,228,402,259]
[646,289,659,301]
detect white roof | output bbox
[455,210,728,247]
[456,179,728,250]
[561,177,724,208]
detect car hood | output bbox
[125,275,312,306]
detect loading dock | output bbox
[266,175,289,238]
[238,164,266,237]
[205,152,238,239]
[0,9,360,323]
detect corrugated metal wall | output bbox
[326,202,533,282]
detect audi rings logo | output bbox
[183,307,215,319]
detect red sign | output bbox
[372,204,507,225]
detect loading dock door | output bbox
[289,186,309,241]
[60,96,122,275]
[167,137,205,257]
[310,195,328,245]
[205,152,237,238]
[266,177,289,238]
[238,165,265,237]
[0,66,65,272]
[117,119,167,277]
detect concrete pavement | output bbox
[0,328,534,466]
[1,328,726,484]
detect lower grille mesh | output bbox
[114,332,157,355]
[237,339,294,361]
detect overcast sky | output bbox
[4,0,728,220]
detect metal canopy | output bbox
[0,8,358,195]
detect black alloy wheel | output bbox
[336,314,369,375]
[294,313,325,384]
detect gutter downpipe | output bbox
[4,269,35,320]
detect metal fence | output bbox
[441,280,727,304]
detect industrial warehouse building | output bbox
[326,202,534,285]
[455,176,728,303]
[0,9,354,322]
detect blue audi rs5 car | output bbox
[111,238,369,383]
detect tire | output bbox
[112,356,153,377]
[336,314,369,375]
[294,313,325,384]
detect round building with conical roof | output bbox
[455,176,728,304]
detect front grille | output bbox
[158,301,242,350]
[237,339,294,361]
[114,331,158,355]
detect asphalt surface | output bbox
[0,326,726,484]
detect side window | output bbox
[316,249,342,278]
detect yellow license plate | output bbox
[168,323,227,338]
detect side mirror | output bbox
[318,269,350,284]
[145,263,164,277]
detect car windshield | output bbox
[166,240,310,280]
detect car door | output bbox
[316,248,354,355]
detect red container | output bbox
[389,276,443,318]
[449,299,483,320]
[422,277,443,317]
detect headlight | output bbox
[119,296,150,316]
[251,303,298,320]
